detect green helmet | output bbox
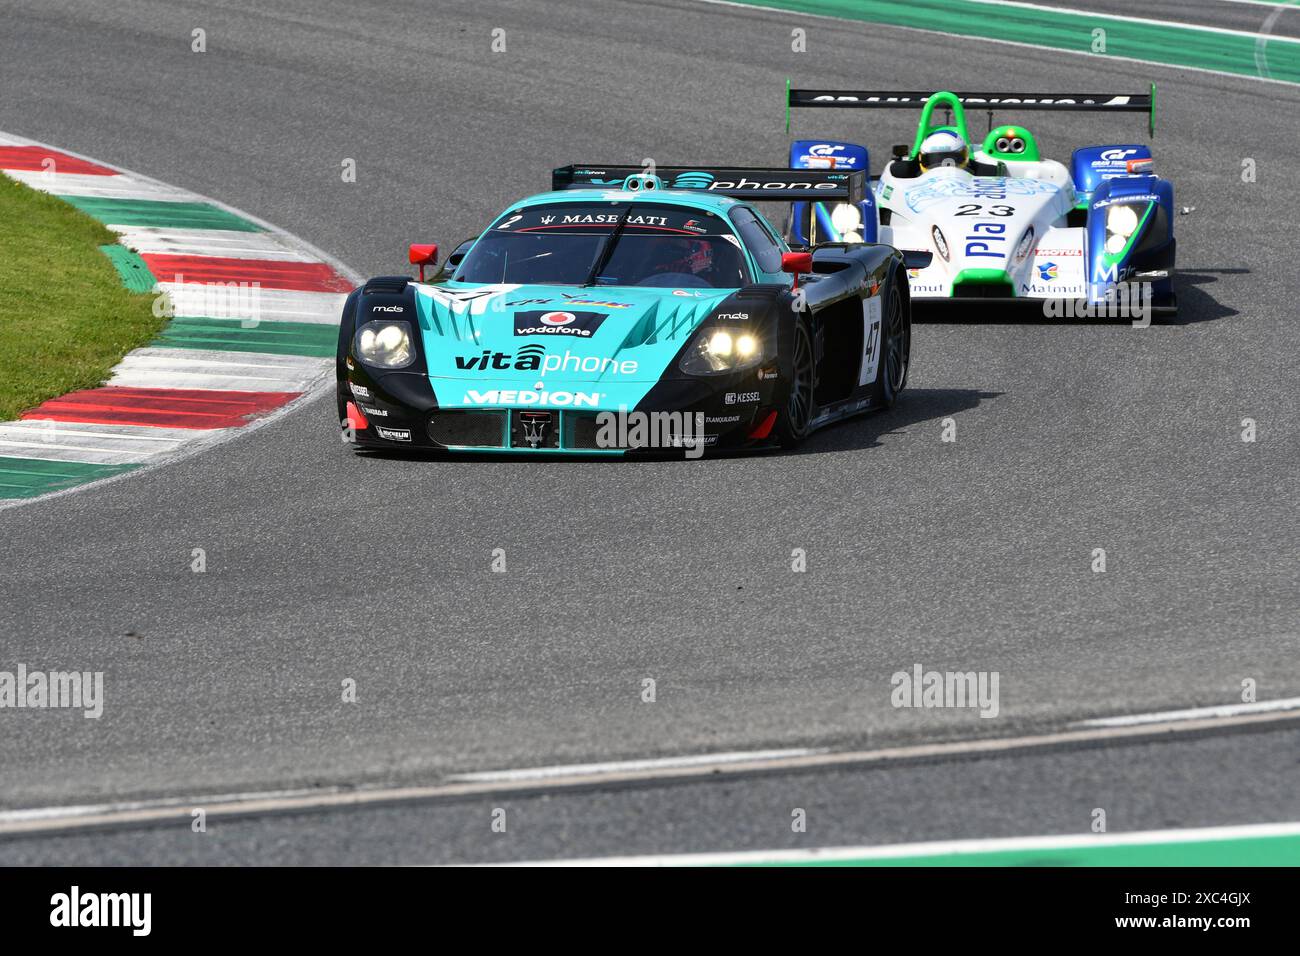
[981,125,1040,162]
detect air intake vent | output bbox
[427,411,507,447]
[363,275,410,294]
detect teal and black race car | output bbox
[337,165,911,455]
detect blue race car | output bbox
[337,165,911,455]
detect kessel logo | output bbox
[515,310,608,338]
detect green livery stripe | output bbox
[55,196,264,232]
[97,243,156,293]
[747,0,1300,85]
[152,316,338,357]
[737,832,1300,867]
[0,457,137,499]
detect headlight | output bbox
[830,204,862,234]
[680,326,764,375]
[355,319,415,369]
[1106,204,1140,238]
[1012,227,1035,264]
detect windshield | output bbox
[452,202,751,289]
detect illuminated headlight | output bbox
[830,204,862,234]
[680,326,764,375]
[1106,204,1140,239]
[1013,227,1035,264]
[355,320,414,369]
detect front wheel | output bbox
[774,319,815,449]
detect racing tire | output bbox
[775,318,816,449]
[872,276,910,410]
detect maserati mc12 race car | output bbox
[337,165,911,455]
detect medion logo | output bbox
[462,387,603,408]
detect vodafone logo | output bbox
[514,310,608,338]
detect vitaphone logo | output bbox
[455,345,638,376]
[669,170,842,192]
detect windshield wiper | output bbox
[582,206,631,287]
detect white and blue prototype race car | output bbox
[784,87,1176,314]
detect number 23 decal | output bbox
[955,203,1015,216]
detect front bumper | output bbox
[339,369,783,456]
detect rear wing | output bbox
[786,82,1157,137]
[551,164,866,203]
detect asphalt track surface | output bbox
[1,0,1297,862]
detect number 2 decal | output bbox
[955,203,1014,217]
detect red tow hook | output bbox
[748,410,778,441]
[345,401,369,431]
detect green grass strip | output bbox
[0,176,164,421]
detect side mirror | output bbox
[891,143,909,159]
[781,251,814,289]
[408,243,439,281]
[446,238,476,271]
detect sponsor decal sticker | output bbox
[858,296,883,386]
[375,426,411,442]
[514,310,608,338]
[462,387,603,408]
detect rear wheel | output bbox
[873,276,910,409]
[775,319,815,449]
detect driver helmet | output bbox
[918,130,969,171]
[657,237,713,275]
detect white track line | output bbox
[4,706,1299,837]
[114,226,319,262]
[448,749,825,783]
[969,0,1300,42]
[0,788,338,825]
[156,284,347,325]
[3,169,192,202]
[1073,696,1300,727]
[508,821,1300,867]
[107,347,329,392]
